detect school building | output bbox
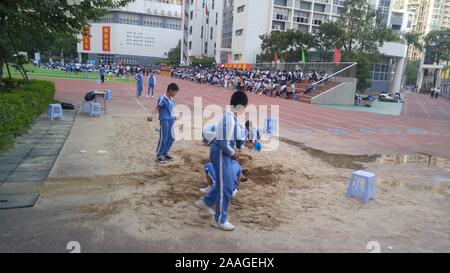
[77,0,183,66]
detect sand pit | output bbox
[39,116,450,252]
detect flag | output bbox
[334,47,341,64]
[301,48,305,63]
[205,2,209,16]
[274,52,279,65]
[227,53,231,64]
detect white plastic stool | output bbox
[83,101,93,113]
[264,118,277,134]
[89,103,102,117]
[104,89,112,100]
[48,104,64,121]
[347,170,376,203]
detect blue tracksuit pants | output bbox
[148,85,155,96]
[137,81,143,97]
[203,144,235,225]
[156,119,175,157]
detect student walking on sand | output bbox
[148,83,180,164]
[195,91,249,231]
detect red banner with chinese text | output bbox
[83,25,90,51]
[218,64,253,70]
[102,26,111,52]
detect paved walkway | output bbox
[0,109,76,208]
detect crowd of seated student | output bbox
[172,67,330,98]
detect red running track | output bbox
[52,77,450,159]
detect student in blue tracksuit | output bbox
[195,91,249,231]
[148,83,180,164]
[200,160,242,197]
[147,72,157,98]
[135,71,143,97]
[99,65,106,84]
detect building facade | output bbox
[394,0,450,60]
[181,0,223,65]
[77,0,183,66]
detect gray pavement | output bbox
[0,109,76,209]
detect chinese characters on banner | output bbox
[103,26,111,52]
[83,25,90,51]
[218,64,253,70]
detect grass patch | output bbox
[0,79,56,154]
[2,64,131,82]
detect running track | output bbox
[52,77,450,159]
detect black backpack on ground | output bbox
[61,103,75,110]
[84,91,95,102]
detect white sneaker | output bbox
[146,95,150,98]
[195,199,215,216]
[211,219,235,231]
[232,189,238,198]
[200,186,213,194]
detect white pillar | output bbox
[392,57,405,93]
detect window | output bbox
[189,26,192,35]
[234,54,242,61]
[235,29,244,36]
[237,5,245,13]
[189,41,192,50]
[314,3,325,12]
[190,11,193,20]
[294,11,309,23]
[273,8,289,21]
[312,14,326,25]
[210,27,213,39]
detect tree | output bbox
[315,0,398,91]
[191,57,215,68]
[405,60,420,85]
[259,29,316,63]
[166,40,181,66]
[403,32,422,51]
[0,0,133,80]
[315,22,342,61]
[424,29,450,65]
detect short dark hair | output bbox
[167,83,179,92]
[230,91,248,108]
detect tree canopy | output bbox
[424,29,450,65]
[259,29,316,63]
[0,0,133,79]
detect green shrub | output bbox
[0,79,56,154]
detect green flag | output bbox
[301,48,306,63]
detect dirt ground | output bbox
[38,116,450,252]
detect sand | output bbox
[39,116,450,252]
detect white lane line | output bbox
[417,95,432,119]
